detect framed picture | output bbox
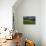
[23,16,36,24]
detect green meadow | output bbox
[23,19,35,24]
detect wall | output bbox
[0,0,16,30]
[41,0,46,46]
[13,0,41,46]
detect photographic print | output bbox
[23,16,36,24]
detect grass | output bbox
[23,19,35,24]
